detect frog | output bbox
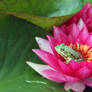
[55,43,84,63]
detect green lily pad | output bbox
[5,12,73,31]
[0,14,65,92]
[0,0,83,17]
[0,0,84,30]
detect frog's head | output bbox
[55,44,66,56]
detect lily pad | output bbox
[0,0,84,30]
[0,0,83,17]
[5,12,73,31]
[0,14,65,92]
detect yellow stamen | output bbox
[69,43,92,62]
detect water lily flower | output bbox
[27,3,92,92]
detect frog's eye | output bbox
[70,53,75,58]
[60,49,64,52]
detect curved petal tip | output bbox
[64,82,85,92]
[26,61,52,73]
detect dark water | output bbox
[84,86,92,92]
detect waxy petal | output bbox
[58,60,73,75]
[42,69,80,82]
[83,77,92,86]
[64,82,85,92]
[68,24,80,43]
[75,66,91,79]
[77,27,89,44]
[47,35,59,54]
[84,35,92,47]
[88,7,92,22]
[32,49,61,71]
[42,69,66,82]
[53,26,68,44]
[35,37,53,54]
[88,61,92,69]
[27,61,66,82]
[26,62,63,82]
[26,61,52,73]
[80,61,88,67]
[64,75,80,82]
[27,62,80,82]
[68,60,80,71]
[77,18,85,30]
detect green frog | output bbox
[55,44,84,63]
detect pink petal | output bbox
[32,49,61,71]
[83,77,92,86]
[65,24,72,35]
[77,26,89,44]
[26,62,64,82]
[42,69,66,82]
[47,35,59,54]
[35,37,53,54]
[84,35,92,47]
[58,60,73,75]
[88,7,92,22]
[80,61,88,67]
[53,26,68,44]
[88,61,92,69]
[68,60,80,72]
[47,35,59,47]
[26,62,80,82]
[77,18,85,30]
[26,61,53,73]
[64,82,85,92]
[64,75,80,82]
[42,69,80,83]
[47,35,63,59]
[59,25,66,32]
[68,24,80,43]
[90,32,92,35]
[74,66,91,79]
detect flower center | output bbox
[55,43,84,63]
[69,43,92,62]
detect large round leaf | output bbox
[0,14,65,92]
[0,0,83,17]
[0,0,84,30]
[6,12,73,31]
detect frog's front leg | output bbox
[65,58,73,64]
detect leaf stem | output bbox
[67,89,73,92]
[68,89,71,92]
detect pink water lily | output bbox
[27,3,92,92]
